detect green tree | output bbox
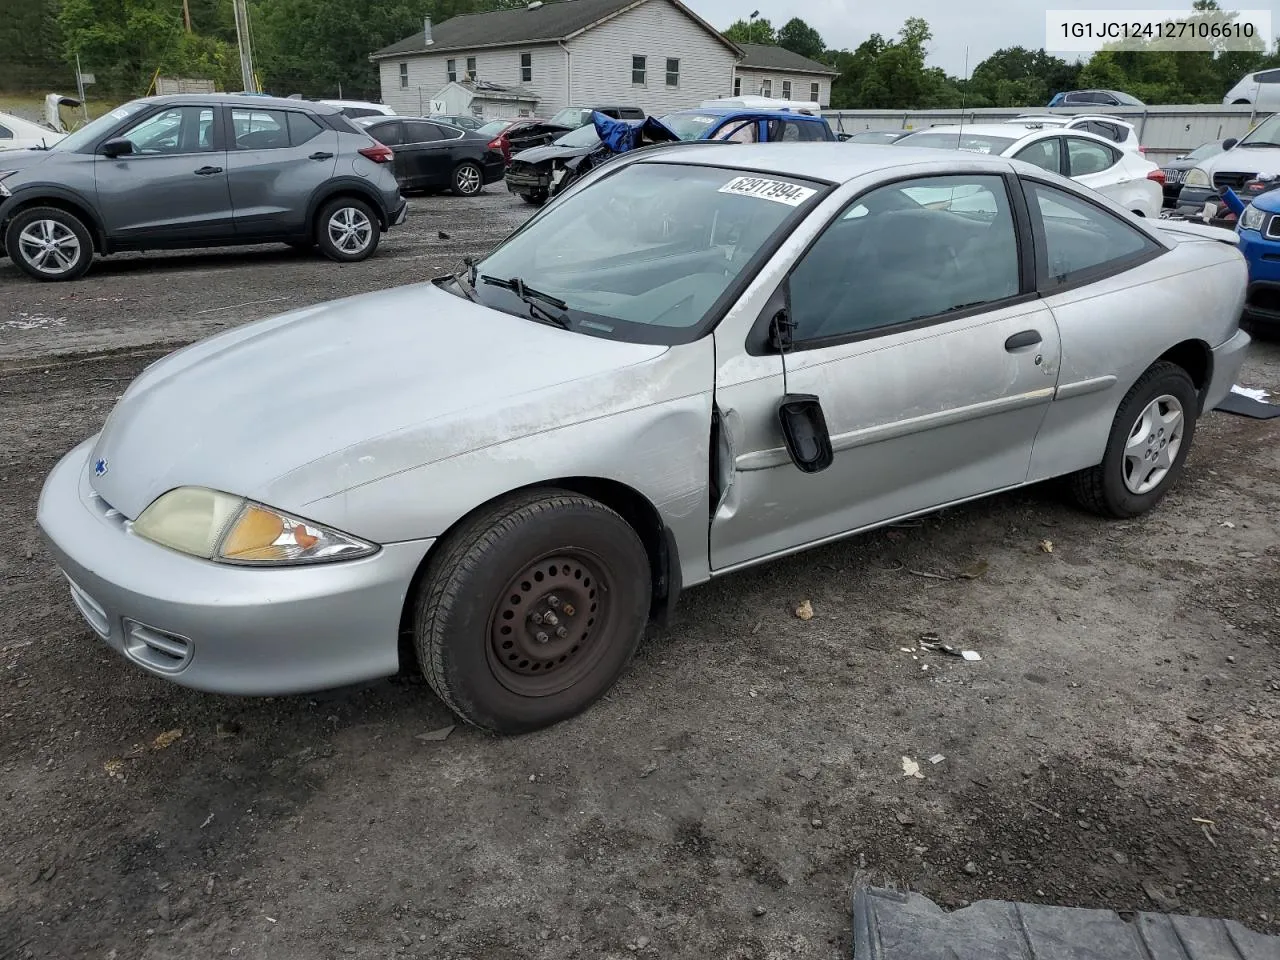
[966,47,1082,107]
[777,17,825,62]
[723,17,776,46]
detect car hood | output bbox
[1200,146,1280,176]
[511,142,597,164]
[87,282,667,522]
[0,148,57,171]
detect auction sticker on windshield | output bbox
[719,176,816,206]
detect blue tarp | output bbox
[590,111,679,154]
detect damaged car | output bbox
[38,144,1249,734]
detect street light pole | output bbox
[232,0,258,93]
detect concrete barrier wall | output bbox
[822,105,1272,164]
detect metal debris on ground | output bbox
[415,725,455,742]
[1220,521,1236,528]
[901,757,924,779]
[639,761,658,778]
[200,813,214,829]
[1039,539,1054,553]
[795,600,814,620]
[929,754,945,765]
[151,729,183,750]
[918,636,983,662]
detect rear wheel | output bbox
[414,490,651,734]
[5,206,93,281]
[1070,362,1198,518]
[452,161,483,197]
[520,190,547,207]
[315,197,380,262]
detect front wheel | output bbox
[414,490,651,734]
[5,206,93,281]
[1070,361,1199,518]
[315,197,380,262]
[520,191,547,207]
[452,161,483,197]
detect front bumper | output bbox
[36,439,432,695]
[1173,184,1223,220]
[505,169,550,193]
[1207,328,1252,410]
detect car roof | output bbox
[628,141,1018,183]
[133,93,341,114]
[1013,113,1136,129]
[904,123,1122,149]
[665,107,823,121]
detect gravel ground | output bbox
[1,190,1278,960]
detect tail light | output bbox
[489,134,511,163]
[1138,145,1147,155]
[358,142,394,163]
[1147,168,1166,185]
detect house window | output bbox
[782,80,791,99]
[447,58,456,82]
[466,56,477,80]
[733,76,742,96]
[665,58,679,87]
[521,52,532,83]
[811,82,820,101]
[632,55,646,85]
[760,78,772,97]
[399,62,408,88]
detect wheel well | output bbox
[310,189,386,231]
[1131,209,1145,217]
[395,477,677,675]
[1233,99,1252,104]
[3,196,105,252]
[1157,339,1213,411]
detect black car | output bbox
[1158,139,1231,208]
[505,123,608,206]
[356,116,505,196]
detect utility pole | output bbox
[232,0,258,93]
[182,0,192,32]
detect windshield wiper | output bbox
[449,256,480,302]
[479,274,572,329]
[1236,141,1280,148]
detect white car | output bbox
[1223,69,1280,110]
[0,111,65,151]
[895,124,1164,218]
[317,99,396,120]
[1005,115,1144,155]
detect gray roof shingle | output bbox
[736,42,837,76]
[372,0,738,59]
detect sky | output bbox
[684,0,1280,75]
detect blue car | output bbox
[658,107,836,143]
[1230,185,1280,329]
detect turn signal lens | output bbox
[217,502,376,564]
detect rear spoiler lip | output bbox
[1154,218,1240,245]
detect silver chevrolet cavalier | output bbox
[38,142,1250,733]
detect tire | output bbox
[1070,361,1199,518]
[315,197,380,263]
[521,191,547,207]
[452,161,483,197]
[414,489,651,734]
[4,206,93,281]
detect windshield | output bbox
[52,100,147,152]
[549,108,591,128]
[1188,140,1226,161]
[1238,115,1280,147]
[848,130,904,143]
[556,123,603,147]
[660,112,720,140]
[476,119,509,137]
[1112,91,1144,106]
[469,162,824,344]
[894,131,1017,155]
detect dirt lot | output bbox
[1,191,1278,960]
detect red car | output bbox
[475,117,571,164]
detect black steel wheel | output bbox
[414,490,650,733]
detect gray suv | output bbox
[0,94,407,281]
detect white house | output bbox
[733,43,838,108]
[371,0,742,120]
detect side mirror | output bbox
[101,137,134,158]
[777,394,834,474]
[1223,137,1239,150]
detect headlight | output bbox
[1183,167,1211,187]
[132,487,377,565]
[1241,203,1268,232]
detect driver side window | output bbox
[787,175,1021,344]
[118,107,215,155]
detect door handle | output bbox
[193,166,223,176]
[309,151,335,161]
[1004,330,1042,351]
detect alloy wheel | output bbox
[326,207,373,254]
[18,219,82,276]
[457,165,481,195]
[1123,394,1184,495]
